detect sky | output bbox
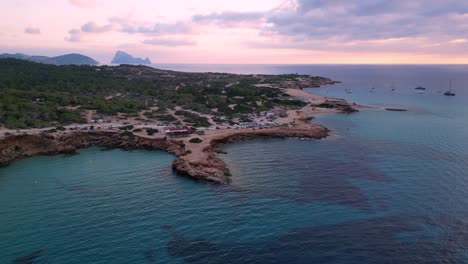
[1,0,468,64]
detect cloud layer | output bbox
[66,17,193,43]
[264,0,468,42]
[81,22,113,33]
[143,38,196,46]
[7,0,468,63]
[256,0,468,53]
[64,0,468,48]
[193,11,264,26]
[192,0,468,55]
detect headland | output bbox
[0,58,360,183]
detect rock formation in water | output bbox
[111,51,151,64]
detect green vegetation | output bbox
[119,125,134,131]
[145,128,158,136]
[154,114,178,123]
[189,138,203,143]
[317,103,335,109]
[119,131,135,140]
[174,110,211,127]
[0,89,84,128]
[81,99,144,115]
[0,58,331,128]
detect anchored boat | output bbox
[444,80,456,96]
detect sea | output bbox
[1,64,467,263]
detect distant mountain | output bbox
[0,53,98,65]
[111,51,151,64]
[49,54,98,65]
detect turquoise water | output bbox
[1,65,468,263]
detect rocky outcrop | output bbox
[0,132,185,167]
[210,127,329,146]
[317,98,359,113]
[172,154,231,184]
[172,125,329,184]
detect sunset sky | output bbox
[2,0,468,64]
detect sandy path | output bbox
[283,88,326,105]
[84,110,96,123]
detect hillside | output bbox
[0,58,335,129]
[0,53,98,65]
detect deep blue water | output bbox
[1,65,468,263]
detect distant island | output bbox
[111,51,151,64]
[0,53,98,65]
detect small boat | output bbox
[385,108,408,112]
[414,86,426,90]
[444,80,456,96]
[390,82,396,91]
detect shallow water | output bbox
[1,65,468,263]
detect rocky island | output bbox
[111,51,152,64]
[0,58,358,183]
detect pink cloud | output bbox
[65,29,82,42]
[81,22,114,33]
[143,38,196,46]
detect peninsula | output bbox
[0,58,358,183]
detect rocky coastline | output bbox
[0,124,329,184]
[0,131,184,167]
[177,125,329,183]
